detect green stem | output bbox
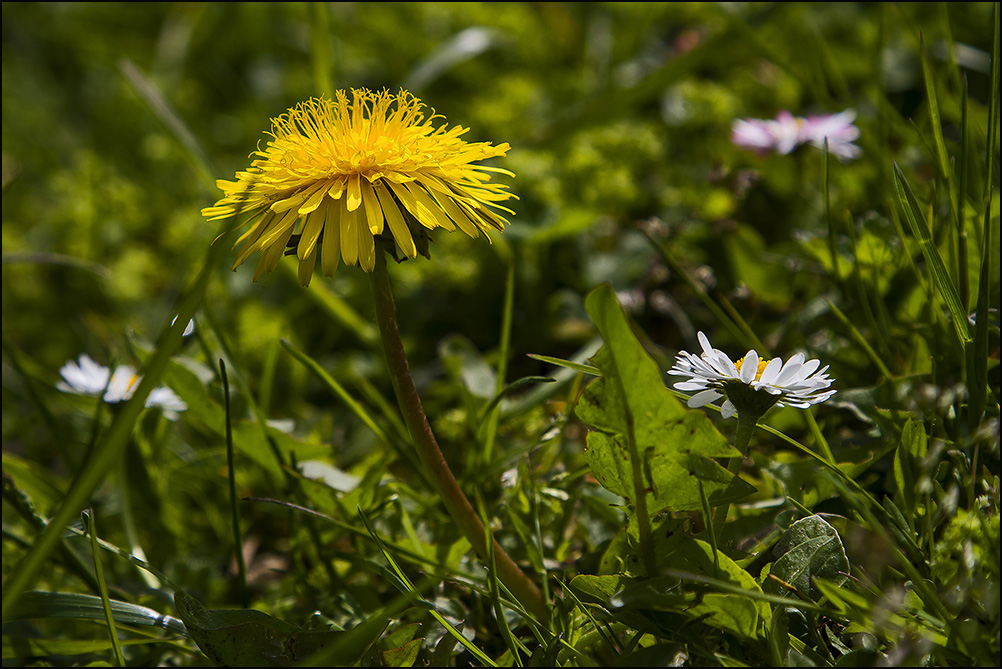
[713,409,759,534]
[369,251,548,623]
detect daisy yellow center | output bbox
[735,356,770,382]
[201,88,517,285]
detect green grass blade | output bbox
[642,229,762,351]
[919,34,958,217]
[957,75,970,312]
[526,354,601,377]
[84,509,125,667]
[118,58,217,191]
[824,298,894,380]
[285,263,380,347]
[280,338,403,454]
[484,258,516,464]
[478,376,556,427]
[892,162,971,346]
[355,506,499,667]
[5,591,188,636]
[309,1,334,97]
[968,198,995,427]
[219,360,248,608]
[476,493,525,667]
[984,3,1000,204]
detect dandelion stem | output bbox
[369,250,549,623]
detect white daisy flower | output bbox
[668,332,836,419]
[57,354,111,397]
[57,354,187,419]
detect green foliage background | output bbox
[2,2,999,666]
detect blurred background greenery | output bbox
[2,2,999,665]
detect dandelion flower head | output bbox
[202,88,517,286]
[669,332,836,419]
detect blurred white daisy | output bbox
[58,354,187,419]
[731,109,860,162]
[668,332,836,419]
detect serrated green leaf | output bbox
[576,284,755,512]
[173,590,347,667]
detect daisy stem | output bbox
[369,251,549,623]
[712,410,758,535]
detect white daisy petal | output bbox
[775,353,806,385]
[797,358,821,379]
[688,389,723,408]
[740,350,759,384]
[758,357,783,385]
[668,333,835,419]
[697,331,713,355]
[58,354,112,396]
[675,381,711,391]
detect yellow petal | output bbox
[253,224,294,281]
[422,178,480,239]
[256,207,300,251]
[298,203,327,259]
[298,181,329,215]
[359,179,384,235]
[297,248,317,286]
[387,180,454,232]
[327,175,347,200]
[340,195,359,266]
[346,173,363,212]
[374,181,416,258]
[358,222,375,272]
[320,201,341,276]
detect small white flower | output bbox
[668,332,836,419]
[799,109,861,162]
[57,353,187,419]
[146,386,188,420]
[57,354,111,397]
[731,109,861,162]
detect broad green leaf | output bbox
[576,284,754,513]
[174,590,346,667]
[765,515,849,601]
[616,534,772,638]
[574,535,770,639]
[381,637,423,667]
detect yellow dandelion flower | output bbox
[201,88,517,286]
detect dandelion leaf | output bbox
[174,590,347,667]
[576,284,754,512]
[572,533,770,639]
